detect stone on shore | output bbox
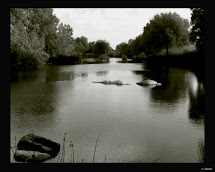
[14,133,60,162]
[14,150,52,163]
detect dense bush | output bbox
[98,54,109,63]
[132,53,147,63]
[121,55,127,63]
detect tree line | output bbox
[115,8,206,63]
[10,8,205,71]
[10,8,113,70]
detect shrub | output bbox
[121,55,127,63]
[98,54,109,63]
[132,53,147,62]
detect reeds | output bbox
[69,141,74,163]
[58,132,67,163]
[92,136,99,163]
[104,154,107,163]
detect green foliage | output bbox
[129,34,145,55]
[87,41,95,53]
[116,37,145,58]
[10,8,59,70]
[74,36,89,54]
[54,22,75,57]
[116,42,129,56]
[158,44,196,56]
[190,8,206,52]
[94,40,110,55]
[10,8,86,68]
[121,55,127,63]
[132,53,147,62]
[108,49,117,57]
[142,12,190,56]
[98,54,109,63]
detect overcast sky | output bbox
[53,8,191,49]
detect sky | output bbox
[53,8,191,50]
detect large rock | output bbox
[14,150,52,163]
[17,134,60,157]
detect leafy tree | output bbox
[128,34,145,55]
[190,8,206,52]
[116,42,129,56]
[142,12,190,56]
[94,40,110,55]
[74,36,89,54]
[10,8,59,70]
[108,47,117,57]
[55,22,75,56]
[11,8,48,70]
[87,41,95,53]
[25,8,59,57]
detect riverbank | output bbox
[145,51,204,81]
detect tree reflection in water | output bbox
[188,76,204,125]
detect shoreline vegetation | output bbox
[11,8,205,75]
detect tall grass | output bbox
[92,136,99,163]
[58,132,67,163]
[158,44,196,56]
[104,154,107,163]
[69,141,74,163]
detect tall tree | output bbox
[10,8,60,70]
[190,8,206,52]
[74,36,89,54]
[55,22,75,56]
[128,34,144,55]
[142,12,190,56]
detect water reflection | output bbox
[134,63,205,126]
[11,59,205,163]
[149,68,187,104]
[132,70,151,76]
[46,69,75,81]
[46,65,88,81]
[11,65,90,83]
[96,71,108,76]
[76,72,88,78]
[11,67,47,83]
[187,74,205,125]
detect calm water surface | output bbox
[10,58,204,163]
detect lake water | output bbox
[10,58,204,163]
